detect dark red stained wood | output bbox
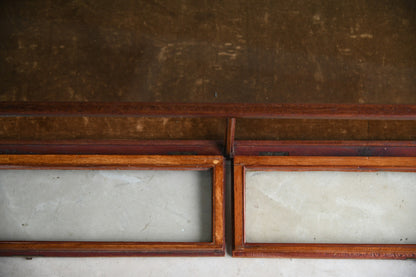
[233,165,245,250]
[1,102,416,120]
[0,140,223,155]
[233,155,416,259]
[2,140,415,158]
[213,158,225,250]
[233,244,416,259]
[0,250,225,257]
[225,118,236,158]
[0,155,225,257]
[235,140,416,157]
[0,242,225,257]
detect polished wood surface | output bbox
[0,154,225,257]
[234,156,416,169]
[234,140,416,156]
[1,102,415,119]
[233,156,416,258]
[225,118,236,158]
[234,244,416,259]
[0,140,223,155]
[0,154,222,168]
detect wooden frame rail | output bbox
[0,140,223,155]
[233,156,416,259]
[1,102,415,156]
[1,102,415,120]
[0,154,225,257]
[234,141,416,157]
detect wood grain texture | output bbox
[213,159,225,249]
[225,118,236,158]
[232,155,416,259]
[0,242,224,257]
[0,154,222,169]
[234,244,416,259]
[0,155,225,257]
[0,140,223,155]
[233,164,244,250]
[1,102,415,119]
[234,140,416,156]
[234,156,416,169]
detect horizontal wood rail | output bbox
[0,140,223,155]
[1,102,416,120]
[2,140,415,157]
[234,140,416,156]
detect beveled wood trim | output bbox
[225,118,236,158]
[1,140,414,157]
[234,140,416,157]
[234,156,416,169]
[0,154,222,169]
[213,160,225,249]
[1,102,415,120]
[0,140,223,155]
[233,156,416,259]
[233,164,244,250]
[233,244,416,259]
[0,155,225,257]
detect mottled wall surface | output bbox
[1,1,415,140]
[0,117,415,141]
[1,0,415,103]
[236,119,416,140]
[0,117,226,140]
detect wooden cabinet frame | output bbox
[0,154,225,257]
[233,156,416,259]
[1,102,415,258]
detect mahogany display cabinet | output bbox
[1,0,416,259]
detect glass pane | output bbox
[245,171,416,243]
[0,169,212,242]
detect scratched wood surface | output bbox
[1,0,415,104]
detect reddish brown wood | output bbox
[1,140,415,157]
[0,140,222,155]
[234,156,416,169]
[1,102,415,120]
[225,118,236,158]
[213,159,225,249]
[234,244,416,259]
[233,156,416,259]
[233,164,244,250]
[0,242,225,257]
[0,155,225,257]
[235,140,416,156]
